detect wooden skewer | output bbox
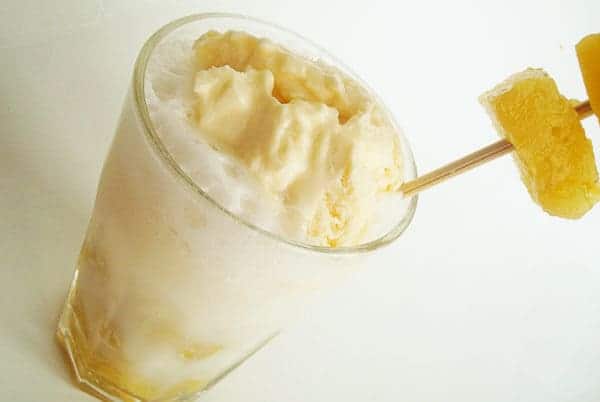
[400,100,594,197]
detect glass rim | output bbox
[132,12,418,255]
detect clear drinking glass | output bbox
[57,13,418,401]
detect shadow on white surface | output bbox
[0,114,93,395]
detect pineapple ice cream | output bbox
[149,31,404,247]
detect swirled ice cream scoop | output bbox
[149,31,405,247]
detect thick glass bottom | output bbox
[57,271,278,401]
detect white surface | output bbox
[1,1,599,401]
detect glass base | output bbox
[57,315,146,402]
[57,272,278,401]
[57,272,205,401]
[57,273,152,401]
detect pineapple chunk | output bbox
[480,68,600,218]
[576,33,600,124]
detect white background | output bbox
[1,1,599,401]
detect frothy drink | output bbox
[57,14,416,401]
